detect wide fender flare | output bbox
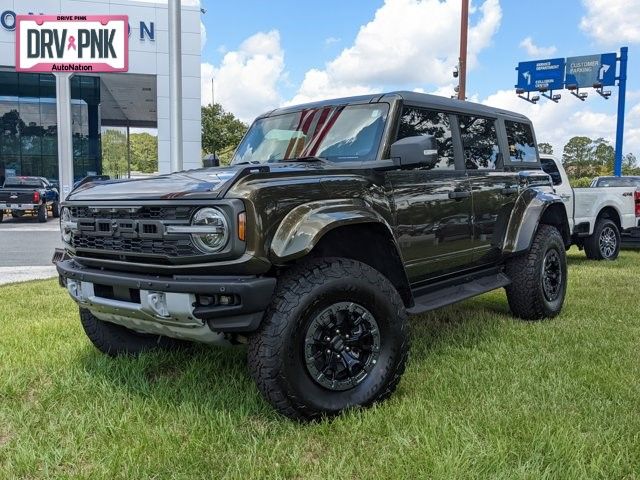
[503,188,569,254]
[270,199,395,263]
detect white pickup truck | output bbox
[540,155,640,260]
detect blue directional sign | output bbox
[565,53,617,88]
[516,58,565,92]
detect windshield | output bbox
[595,177,640,187]
[232,103,389,165]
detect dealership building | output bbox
[0,0,202,182]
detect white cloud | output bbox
[324,36,341,46]
[519,36,557,58]
[290,0,502,104]
[200,30,285,122]
[482,90,640,156]
[580,0,640,45]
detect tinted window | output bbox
[595,177,640,187]
[506,121,537,163]
[397,107,454,170]
[540,157,563,186]
[458,115,499,170]
[3,177,43,188]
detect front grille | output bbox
[71,235,196,257]
[68,205,201,260]
[69,206,194,221]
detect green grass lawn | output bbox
[1,249,639,479]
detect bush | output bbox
[569,176,593,188]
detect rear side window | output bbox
[458,115,500,170]
[397,106,454,170]
[540,157,562,186]
[506,121,537,163]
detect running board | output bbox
[407,273,511,315]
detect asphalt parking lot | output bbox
[0,213,61,285]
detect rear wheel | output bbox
[505,224,567,320]
[79,308,187,356]
[37,204,47,222]
[0,210,3,222]
[51,202,60,218]
[248,258,409,421]
[584,218,620,261]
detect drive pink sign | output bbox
[16,15,128,73]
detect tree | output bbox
[201,103,247,164]
[592,138,615,175]
[562,136,595,178]
[129,132,158,173]
[101,129,128,178]
[622,152,639,175]
[538,142,554,155]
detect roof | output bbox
[262,91,530,123]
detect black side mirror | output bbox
[390,135,438,169]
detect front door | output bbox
[456,114,518,266]
[388,106,474,283]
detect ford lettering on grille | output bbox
[78,219,165,239]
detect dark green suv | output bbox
[56,92,570,420]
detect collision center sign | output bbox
[16,15,128,73]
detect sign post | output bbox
[614,47,628,177]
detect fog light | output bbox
[148,292,169,317]
[219,295,234,306]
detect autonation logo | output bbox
[1,10,155,41]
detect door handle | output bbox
[501,187,519,196]
[448,190,471,200]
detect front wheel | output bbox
[584,218,620,261]
[248,258,409,421]
[505,224,567,320]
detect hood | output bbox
[66,166,246,202]
[65,162,339,202]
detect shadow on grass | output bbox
[76,297,514,417]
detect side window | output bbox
[540,157,563,186]
[458,115,500,170]
[506,121,537,163]
[397,106,454,170]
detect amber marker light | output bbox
[238,212,246,241]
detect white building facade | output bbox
[0,0,202,183]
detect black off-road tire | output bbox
[51,202,60,218]
[505,224,567,320]
[0,210,3,222]
[584,218,620,261]
[79,308,187,356]
[37,205,47,222]
[248,258,409,421]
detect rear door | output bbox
[459,115,519,266]
[388,105,474,283]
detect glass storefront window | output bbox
[0,72,101,181]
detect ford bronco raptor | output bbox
[55,92,570,420]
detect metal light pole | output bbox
[169,0,183,172]
[457,0,469,101]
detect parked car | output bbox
[590,176,640,188]
[540,155,640,260]
[55,92,571,420]
[0,176,60,223]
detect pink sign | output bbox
[16,15,129,73]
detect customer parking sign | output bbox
[16,15,128,73]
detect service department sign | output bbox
[16,15,128,73]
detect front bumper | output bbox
[56,259,276,341]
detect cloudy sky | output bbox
[199,0,640,156]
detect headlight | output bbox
[60,207,75,244]
[191,207,229,253]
